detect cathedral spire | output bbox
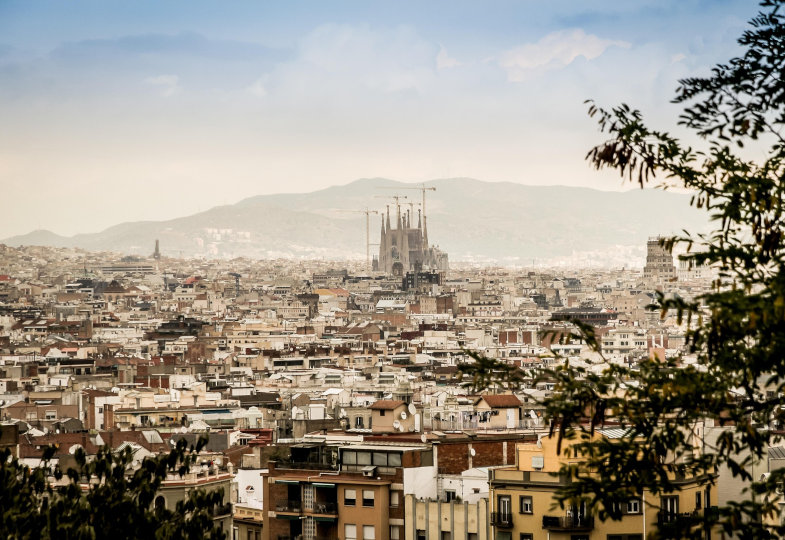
[386,205,391,231]
[418,209,422,229]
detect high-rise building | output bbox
[643,236,675,281]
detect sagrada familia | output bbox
[374,206,449,276]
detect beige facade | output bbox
[405,495,490,540]
[370,400,415,434]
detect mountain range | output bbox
[2,178,710,266]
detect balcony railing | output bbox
[542,515,594,531]
[213,503,233,517]
[311,502,338,515]
[275,500,302,513]
[490,512,513,528]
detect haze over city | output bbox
[0,0,755,238]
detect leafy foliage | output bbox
[0,438,228,540]
[540,1,785,538]
[457,349,528,394]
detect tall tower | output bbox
[153,239,161,260]
[643,237,675,281]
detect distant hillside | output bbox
[3,178,709,265]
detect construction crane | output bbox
[374,195,408,223]
[405,201,421,225]
[378,184,436,219]
[337,208,380,271]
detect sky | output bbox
[0,0,758,238]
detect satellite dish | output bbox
[400,411,407,420]
[408,426,415,432]
[536,437,543,449]
[420,433,427,443]
[398,424,406,432]
[393,420,401,430]
[470,448,476,457]
[408,403,416,415]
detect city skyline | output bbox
[0,0,756,238]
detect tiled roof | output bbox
[369,399,405,410]
[479,394,522,408]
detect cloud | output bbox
[499,29,630,81]
[436,45,460,70]
[145,74,180,97]
[290,23,437,94]
[247,77,267,97]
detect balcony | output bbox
[311,502,338,515]
[542,515,594,531]
[490,512,513,528]
[275,500,302,513]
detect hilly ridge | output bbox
[2,178,709,265]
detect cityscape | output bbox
[2,1,784,539]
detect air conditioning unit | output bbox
[362,466,377,477]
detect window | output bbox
[390,526,400,540]
[695,491,702,510]
[498,495,512,517]
[355,417,364,428]
[416,531,426,540]
[98,406,104,413]
[380,410,386,416]
[520,535,533,540]
[627,499,641,514]
[519,496,532,514]
[344,451,356,465]
[345,524,357,540]
[362,489,375,506]
[45,410,57,421]
[373,452,388,466]
[344,489,356,506]
[390,491,400,507]
[441,533,451,540]
[357,452,372,465]
[445,490,456,502]
[388,453,402,467]
[363,525,375,540]
[661,496,679,521]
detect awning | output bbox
[276,514,300,520]
[275,480,300,485]
[314,517,337,522]
[312,482,336,488]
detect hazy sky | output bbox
[0,0,757,238]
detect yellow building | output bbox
[489,430,716,540]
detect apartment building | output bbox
[489,432,716,540]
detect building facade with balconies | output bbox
[488,432,716,540]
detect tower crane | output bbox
[337,208,380,271]
[374,195,408,225]
[378,184,436,219]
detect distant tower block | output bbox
[153,239,161,260]
[643,236,675,281]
